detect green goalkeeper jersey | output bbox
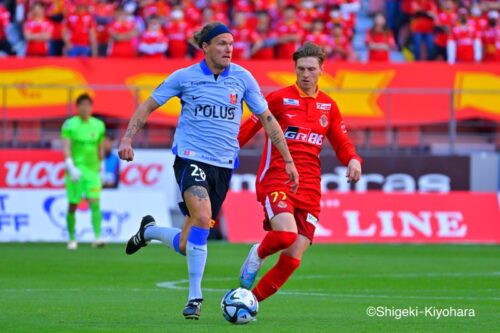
[61,116,106,173]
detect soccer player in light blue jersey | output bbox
[118,22,299,320]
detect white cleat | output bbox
[67,240,78,250]
[239,243,263,289]
[91,239,106,248]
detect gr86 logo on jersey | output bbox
[284,126,323,146]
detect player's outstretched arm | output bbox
[238,115,262,148]
[118,97,159,161]
[256,109,299,193]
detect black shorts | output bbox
[173,156,232,220]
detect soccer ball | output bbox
[220,288,259,324]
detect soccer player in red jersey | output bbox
[24,2,53,57]
[238,42,362,302]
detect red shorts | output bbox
[259,189,320,242]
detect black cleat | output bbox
[183,298,203,320]
[125,215,156,255]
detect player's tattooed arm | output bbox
[123,97,160,140]
[119,97,160,161]
[257,109,299,192]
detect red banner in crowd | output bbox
[1,59,499,126]
[223,191,500,244]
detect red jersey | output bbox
[238,85,361,209]
[232,26,261,60]
[275,21,304,59]
[435,10,457,47]
[66,12,96,46]
[482,25,500,61]
[24,19,54,56]
[329,35,352,61]
[366,30,395,61]
[304,32,330,47]
[0,5,10,40]
[46,0,65,40]
[139,30,167,58]
[251,30,277,59]
[450,23,480,62]
[108,19,137,57]
[410,0,437,33]
[164,20,191,58]
[94,2,115,44]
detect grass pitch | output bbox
[1,243,498,332]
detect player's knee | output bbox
[190,213,212,228]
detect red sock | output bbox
[257,230,297,259]
[252,253,301,302]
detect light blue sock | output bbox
[144,226,183,255]
[186,226,210,300]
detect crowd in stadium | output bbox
[0,0,498,62]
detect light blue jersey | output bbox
[151,60,267,169]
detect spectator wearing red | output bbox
[64,1,97,57]
[470,4,488,32]
[163,6,190,59]
[182,1,201,27]
[251,10,278,59]
[329,22,355,61]
[482,10,499,61]
[326,4,354,40]
[0,2,11,56]
[433,0,457,61]
[366,12,395,62]
[94,0,116,57]
[187,7,220,60]
[232,11,262,60]
[304,19,331,53]
[447,8,482,64]
[43,0,66,56]
[108,7,138,57]
[139,14,167,58]
[276,5,304,59]
[410,0,438,60]
[139,0,170,22]
[297,0,323,31]
[24,2,53,57]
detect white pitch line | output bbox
[155,277,500,301]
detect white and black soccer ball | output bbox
[220,288,259,324]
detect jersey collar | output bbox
[294,83,319,98]
[200,59,230,77]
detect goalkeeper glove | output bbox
[65,157,82,182]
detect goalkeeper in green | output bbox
[61,93,106,250]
